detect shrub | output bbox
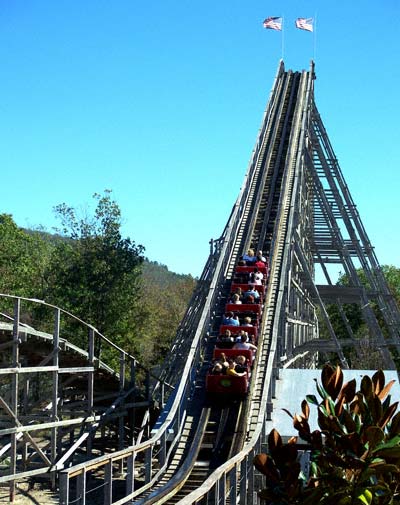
[254,365,400,504]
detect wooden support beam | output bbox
[76,469,87,505]
[0,366,94,374]
[0,340,15,351]
[10,299,20,504]
[0,396,51,466]
[104,460,113,505]
[125,453,135,497]
[51,308,60,490]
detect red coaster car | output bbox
[219,325,258,338]
[213,348,253,364]
[206,374,249,395]
[235,265,268,275]
[225,303,262,315]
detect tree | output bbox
[45,191,145,351]
[381,266,400,307]
[0,214,50,297]
[135,261,197,366]
[319,267,400,368]
[0,195,197,369]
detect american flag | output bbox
[295,17,313,32]
[263,17,282,31]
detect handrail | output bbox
[0,293,172,388]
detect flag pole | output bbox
[313,13,317,62]
[281,15,285,60]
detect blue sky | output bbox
[1,1,399,277]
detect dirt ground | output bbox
[0,484,59,504]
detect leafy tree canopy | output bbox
[0,192,196,369]
[45,190,145,342]
[0,213,50,297]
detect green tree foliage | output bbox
[0,214,50,297]
[0,193,197,370]
[319,267,400,368]
[45,191,145,349]
[254,365,400,504]
[382,266,400,306]
[334,267,400,333]
[134,261,197,366]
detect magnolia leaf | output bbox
[327,365,343,400]
[377,380,396,401]
[306,394,319,405]
[294,413,303,423]
[253,453,280,481]
[301,399,310,420]
[341,432,365,456]
[282,407,294,419]
[351,393,366,417]
[340,409,357,434]
[328,414,345,434]
[300,488,326,505]
[368,395,383,424]
[382,394,391,412]
[324,398,331,415]
[321,363,335,388]
[338,379,356,404]
[315,379,329,401]
[253,453,268,473]
[372,369,385,395]
[389,411,400,436]
[268,428,282,451]
[361,375,373,399]
[354,413,362,432]
[310,430,323,449]
[373,434,400,450]
[283,460,301,483]
[335,395,346,417]
[273,443,298,468]
[365,426,385,447]
[317,407,331,431]
[310,461,319,477]
[294,419,311,440]
[328,397,337,417]
[378,401,399,430]
[374,446,400,458]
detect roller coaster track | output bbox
[55,61,316,505]
[2,60,399,504]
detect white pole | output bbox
[281,15,285,60]
[313,13,317,62]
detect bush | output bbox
[254,365,400,504]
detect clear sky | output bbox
[1,1,399,277]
